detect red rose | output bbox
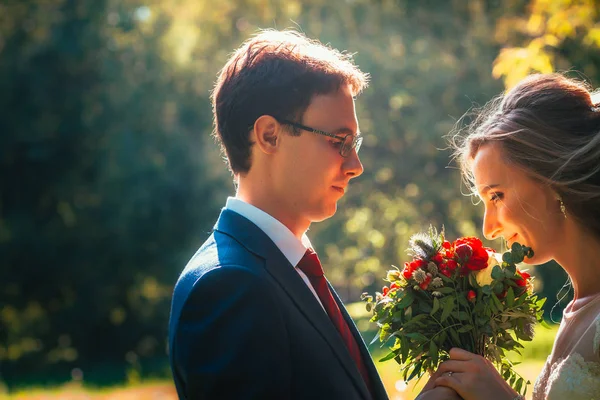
[455,243,473,260]
[403,259,427,280]
[432,254,444,264]
[467,290,476,302]
[402,262,413,279]
[445,259,458,271]
[454,237,489,272]
[515,270,530,287]
[419,275,432,290]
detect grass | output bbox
[2,306,558,400]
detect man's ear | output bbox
[252,115,281,154]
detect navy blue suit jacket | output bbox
[168,209,388,399]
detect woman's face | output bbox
[471,143,564,265]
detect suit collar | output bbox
[214,209,375,399]
[224,197,311,266]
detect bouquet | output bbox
[362,227,547,396]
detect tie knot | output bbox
[297,249,324,277]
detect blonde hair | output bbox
[450,73,600,237]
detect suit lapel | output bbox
[214,209,371,400]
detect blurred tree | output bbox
[493,0,600,87]
[0,0,228,385]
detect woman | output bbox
[436,73,600,399]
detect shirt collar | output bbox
[225,197,312,267]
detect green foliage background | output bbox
[1,0,597,388]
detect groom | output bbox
[168,30,459,400]
[167,29,387,399]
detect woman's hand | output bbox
[434,348,520,400]
[417,369,462,400]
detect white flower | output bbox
[474,251,501,287]
[427,262,438,275]
[431,277,444,288]
[412,269,427,283]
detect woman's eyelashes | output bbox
[490,192,504,203]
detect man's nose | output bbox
[344,148,364,178]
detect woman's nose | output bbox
[482,207,501,240]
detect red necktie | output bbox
[297,249,372,393]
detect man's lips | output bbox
[332,186,346,194]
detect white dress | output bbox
[532,294,600,399]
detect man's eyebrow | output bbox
[332,127,361,136]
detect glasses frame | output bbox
[277,119,363,158]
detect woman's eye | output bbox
[490,192,504,203]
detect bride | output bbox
[431,73,600,399]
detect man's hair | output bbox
[211,29,369,174]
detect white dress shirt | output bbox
[225,197,325,310]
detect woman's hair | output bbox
[450,73,600,237]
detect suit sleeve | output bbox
[172,265,290,400]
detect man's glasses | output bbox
[278,119,363,158]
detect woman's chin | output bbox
[522,253,553,266]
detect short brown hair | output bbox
[211,29,369,174]
[450,73,600,238]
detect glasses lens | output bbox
[341,135,362,157]
[340,136,351,157]
[354,136,363,153]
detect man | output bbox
[168,29,458,400]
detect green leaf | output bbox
[407,360,423,381]
[431,297,440,315]
[504,268,515,279]
[491,293,504,311]
[506,287,515,307]
[457,324,474,333]
[516,376,524,393]
[502,252,513,264]
[457,311,470,320]
[491,265,504,280]
[449,328,460,344]
[396,292,414,309]
[440,297,455,322]
[400,335,409,362]
[405,332,428,342]
[429,340,439,365]
[379,350,398,362]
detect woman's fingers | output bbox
[434,372,462,394]
[437,360,467,373]
[448,347,477,360]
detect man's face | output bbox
[273,84,364,229]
